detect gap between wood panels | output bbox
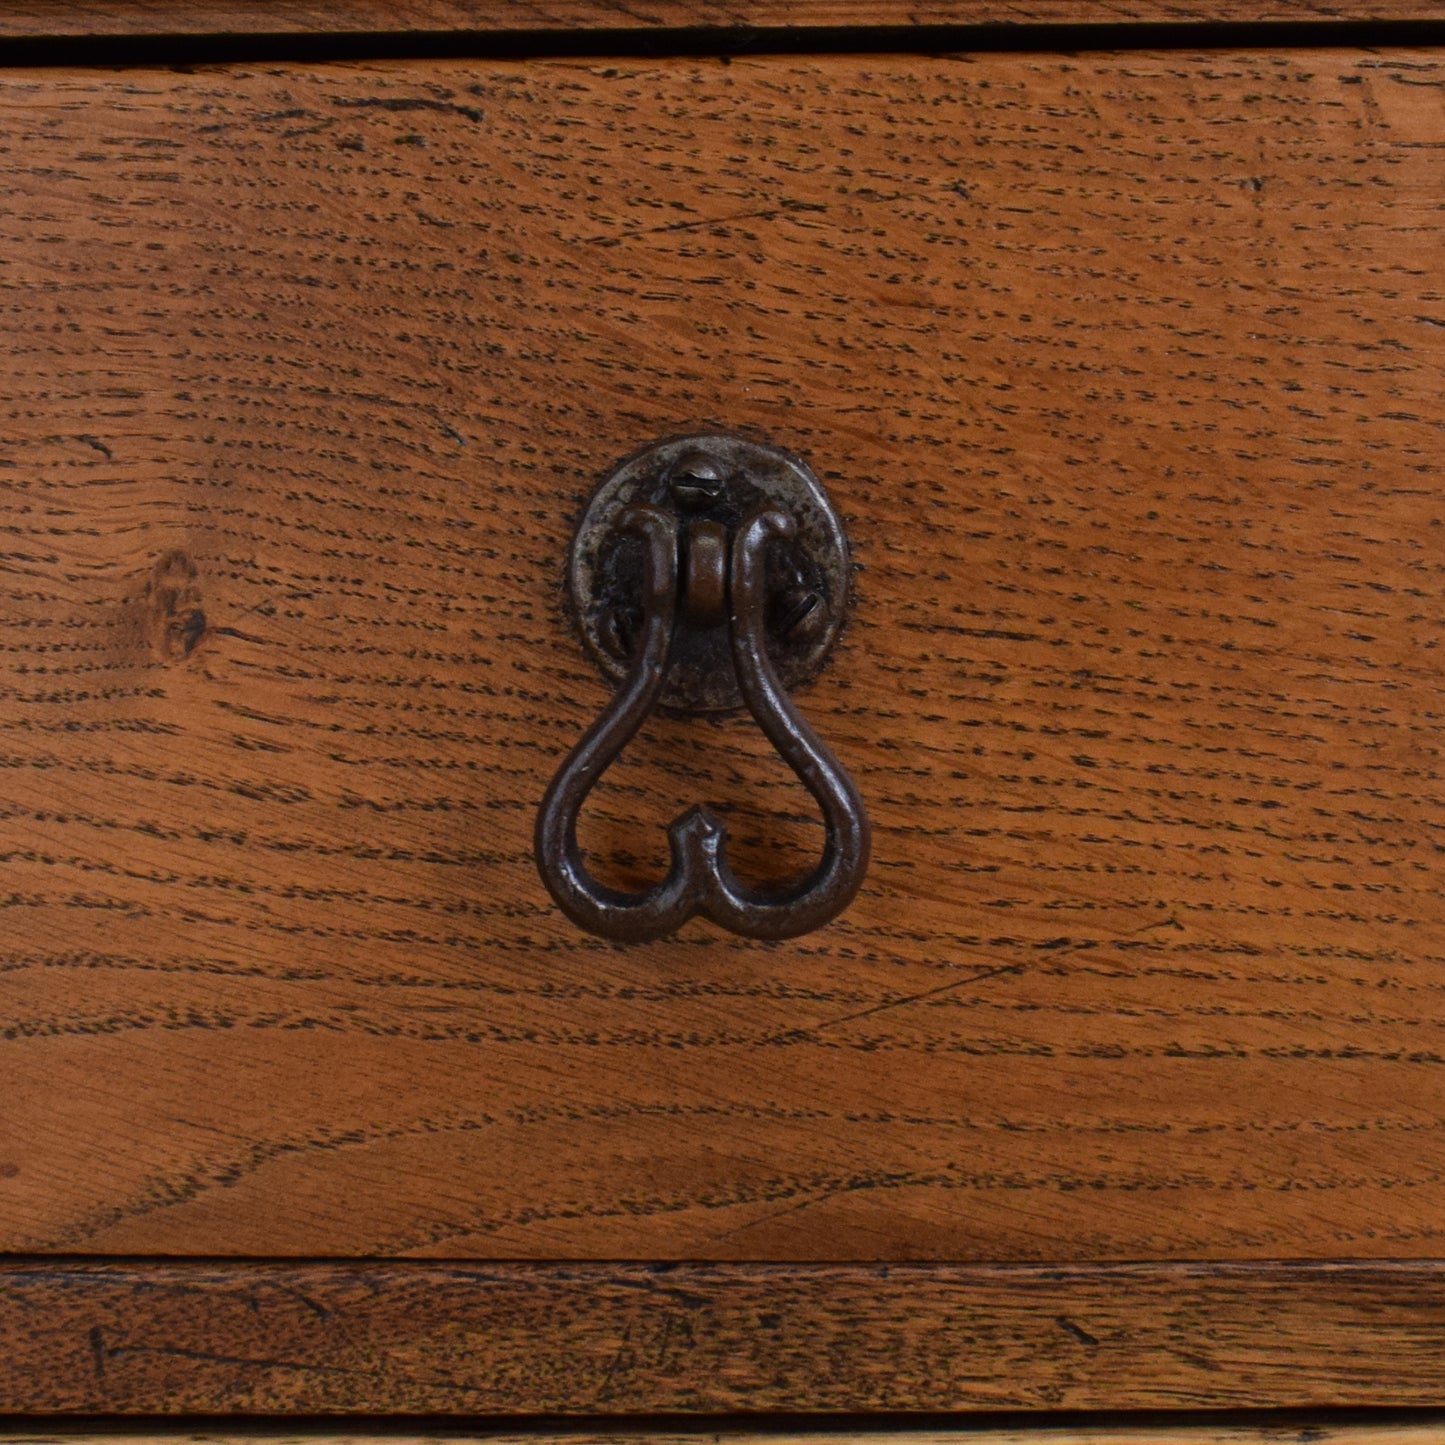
[0,18,1442,66]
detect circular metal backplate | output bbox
[569,433,851,714]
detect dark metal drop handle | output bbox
[535,502,870,942]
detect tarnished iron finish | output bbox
[568,433,850,714]
[536,434,869,943]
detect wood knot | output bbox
[145,549,207,660]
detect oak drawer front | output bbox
[2,45,1443,1285]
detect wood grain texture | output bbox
[3,2,1445,41]
[1,49,1444,1263]
[15,1430,1445,1445]
[8,1261,1445,1413]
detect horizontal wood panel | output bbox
[1,50,1443,1262]
[4,3,1445,40]
[7,1261,1445,1413]
[15,1430,1445,1445]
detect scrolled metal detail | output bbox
[535,434,870,943]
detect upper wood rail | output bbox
[2,1,1445,40]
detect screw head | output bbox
[777,585,825,642]
[669,451,727,511]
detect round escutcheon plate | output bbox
[568,433,851,714]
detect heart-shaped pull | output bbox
[535,434,869,942]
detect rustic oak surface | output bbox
[3,3,1444,40]
[6,1262,1445,1413]
[1,49,1443,1262]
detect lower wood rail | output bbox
[12,1433,1445,1445]
[5,1261,1445,1414]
